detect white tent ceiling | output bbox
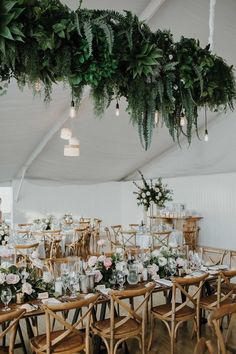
[1,0,236,185]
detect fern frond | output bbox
[83,21,93,57]
[96,21,114,54]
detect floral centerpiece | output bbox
[144,245,187,278]
[133,171,173,211]
[87,250,125,287]
[0,221,10,245]
[0,265,54,302]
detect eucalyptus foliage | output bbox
[0,0,235,149]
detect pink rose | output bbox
[103,257,112,269]
[94,270,103,283]
[97,239,106,246]
[6,274,20,285]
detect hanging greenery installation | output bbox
[0,0,235,149]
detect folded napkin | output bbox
[156,279,172,287]
[41,298,61,305]
[20,304,38,312]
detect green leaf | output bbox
[0,26,14,40]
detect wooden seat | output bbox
[30,294,99,354]
[209,303,236,354]
[198,246,228,266]
[0,309,26,354]
[91,283,155,354]
[148,273,208,354]
[200,270,236,312]
[194,337,214,354]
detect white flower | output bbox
[116,261,126,272]
[6,273,20,285]
[43,271,53,283]
[0,273,6,284]
[94,270,103,283]
[115,248,124,255]
[21,270,29,279]
[173,85,178,90]
[4,236,9,241]
[169,54,173,60]
[22,282,34,295]
[148,264,159,277]
[146,191,151,196]
[155,187,160,193]
[88,256,98,268]
[142,193,146,198]
[0,231,4,236]
[176,257,187,268]
[97,255,106,263]
[158,257,167,267]
[32,258,43,269]
[152,249,160,257]
[158,192,162,197]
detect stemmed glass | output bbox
[116,271,125,290]
[1,288,12,311]
[61,275,69,299]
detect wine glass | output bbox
[116,271,125,290]
[1,288,12,311]
[61,275,69,298]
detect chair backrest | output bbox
[120,229,137,248]
[198,246,228,266]
[110,225,123,243]
[70,228,91,259]
[14,242,39,266]
[0,309,26,353]
[107,284,155,339]
[194,337,214,354]
[45,257,81,279]
[170,274,208,320]
[42,294,99,354]
[209,303,236,354]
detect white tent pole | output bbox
[14,87,90,202]
[139,0,166,22]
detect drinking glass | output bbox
[116,271,125,290]
[1,288,12,311]
[61,275,69,298]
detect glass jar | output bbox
[127,263,139,285]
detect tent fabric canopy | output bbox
[1,0,236,185]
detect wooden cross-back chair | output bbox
[183,224,200,250]
[194,337,214,354]
[209,303,236,354]
[120,229,138,249]
[198,246,228,266]
[14,242,39,267]
[30,294,99,354]
[42,230,62,259]
[91,218,102,253]
[200,270,236,315]
[66,227,91,259]
[0,309,26,354]
[228,250,236,269]
[104,227,122,252]
[91,283,155,354]
[45,257,81,279]
[150,230,172,249]
[148,273,208,354]
[110,225,123,243]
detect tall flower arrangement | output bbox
[0,221,10,245]
[133,171,173,211]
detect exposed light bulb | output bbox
[204,129,209,142]
[115,102,120,116]
[70,100,76,118]
[180,114,186,127]
[34,79,41,92]
[64,144,80,157]
[154,111,159,125]
[60,127,72,140]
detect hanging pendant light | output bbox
[64,137,80,157]
[70,100,76,118]
[154,111,159,126]
[204,106,209,142]
[115,101,120,116]
[60,127,72,140]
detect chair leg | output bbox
[148,315,154,350]
[170,321,175,354]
